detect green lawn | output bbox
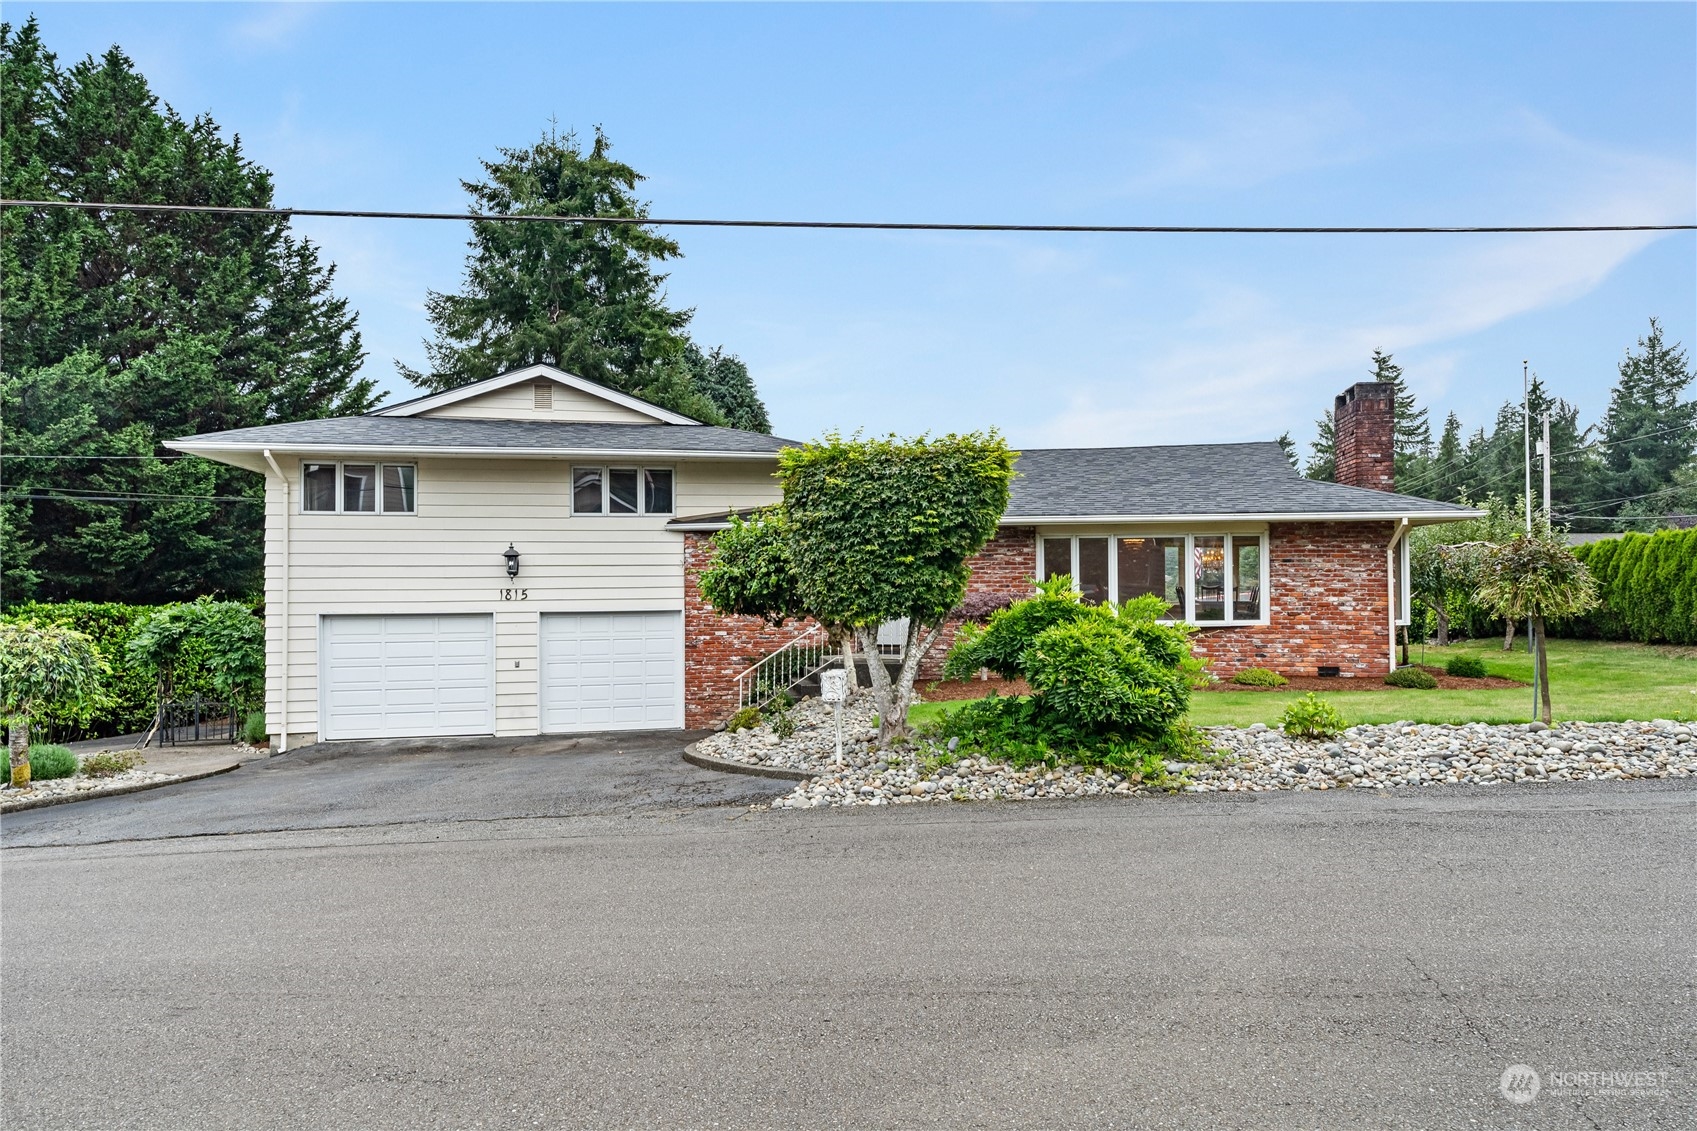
[911,639,1697,729]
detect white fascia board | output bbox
[372,364,701,425]
[165,440,782,462]
[1004,510,1484,525]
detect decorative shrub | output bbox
[725,706,762,733]
[1557,530,1697,645]
[1019,616,1191,738]
[1445,655,1489,679]
[1232,667,1288,687]
[81,749,143,778]
[927,693,1210,779]
[1384,666,1439,689]
[242,710,268,745]
[931,584,1198,755]
[0,601,237,739]
[27,744,78,780]
[767,700,798,740]
[1280,693,1346,739]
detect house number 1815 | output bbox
[499,588,529,601]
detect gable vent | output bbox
[533,382,553,410]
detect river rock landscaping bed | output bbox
[0,766,181,811]
[698,696,1697,808]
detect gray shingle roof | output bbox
[169,416,797,456]
[1007,442,1476,519]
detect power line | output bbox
[3,198,1694,235]
[3,486,257,503]
[0,453,203,460]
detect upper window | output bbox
[302,462,416,514]
[572,466,673,515]
[1040,532,1267,625]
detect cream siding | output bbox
[418,381,660,423]
[260,453,781,745]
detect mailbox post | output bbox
[821,668,848,766]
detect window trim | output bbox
[300,461,417,515]
[569,464,675,517]
[1037,529,1272,627]
[1393,530,1412,627]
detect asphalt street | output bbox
[2,738,1692,1130]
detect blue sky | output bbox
[23,2,1697,457]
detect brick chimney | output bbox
[1334,381,1395,492]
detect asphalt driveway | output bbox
[0,731,786,847]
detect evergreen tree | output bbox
[685,344,771,434]
[1369,349,1433,481]
[1303,415,1336,481]
[1594,318,1696,523]
[404,125,752,426]
[1275,431,1298,470]
[1427,412,1467,502]
[1,19,375,603]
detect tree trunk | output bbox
[1502,618,1515,651]
[856,626,896,743]
[861,621,946,748]
[9,715,30,789]
[1435,606,1450,648]
[834,627,860,701]
[1399,626,1409,667]
[1533,614,1553,726]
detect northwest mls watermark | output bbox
[1499,1063,1673,1105]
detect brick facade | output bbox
[1334,381,1396,492]
[682,532,818,729]
[1192,521,1394,678]
[681,520,1394,726]
[917,526,1038,679]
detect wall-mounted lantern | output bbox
[503,543,521,578]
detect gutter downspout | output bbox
[1387,517,1409,672]
[262,449,289,754]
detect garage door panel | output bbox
[540,612,680,733]
[321,615,494,740]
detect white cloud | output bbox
[226,4,318,51]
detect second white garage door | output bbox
[539,612,681,732]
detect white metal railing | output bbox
[735,624,841,710]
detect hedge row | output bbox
[1553,530,1697,645]
[1,601,228,740]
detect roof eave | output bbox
[371,364,702,425]
[165,440,786,461]
[1002,509,1483,525]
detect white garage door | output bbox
[320,615,495,741]
[540,612,681,732]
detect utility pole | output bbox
[1541,410,1552,521]
[1523,361,1538,721]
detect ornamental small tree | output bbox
[1474,529,1599,725]
[0,621,109,787]
[126,599,265,726]
[700,433,1015,745]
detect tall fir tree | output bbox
[1369,349,1433,482]
[1426,412,1467,502]
[1303,416,1336,481]
[401,126,764,428]
[1595,318,1696,525]
[684,344,771,434]
[1,19,376,603]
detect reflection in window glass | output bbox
[1118,536,1184,618]
[1193,536,1226,621]
[342,464,377,512]
[303,463,337,512]
[1041,538,1072,584]
[644,468,673,514]
[1393,534,1408,624]
[382,465,416,513]
[1077,537,1110,604]
[608,468,640,514]
[573,468,603,513]
[1233,536,1262,620]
